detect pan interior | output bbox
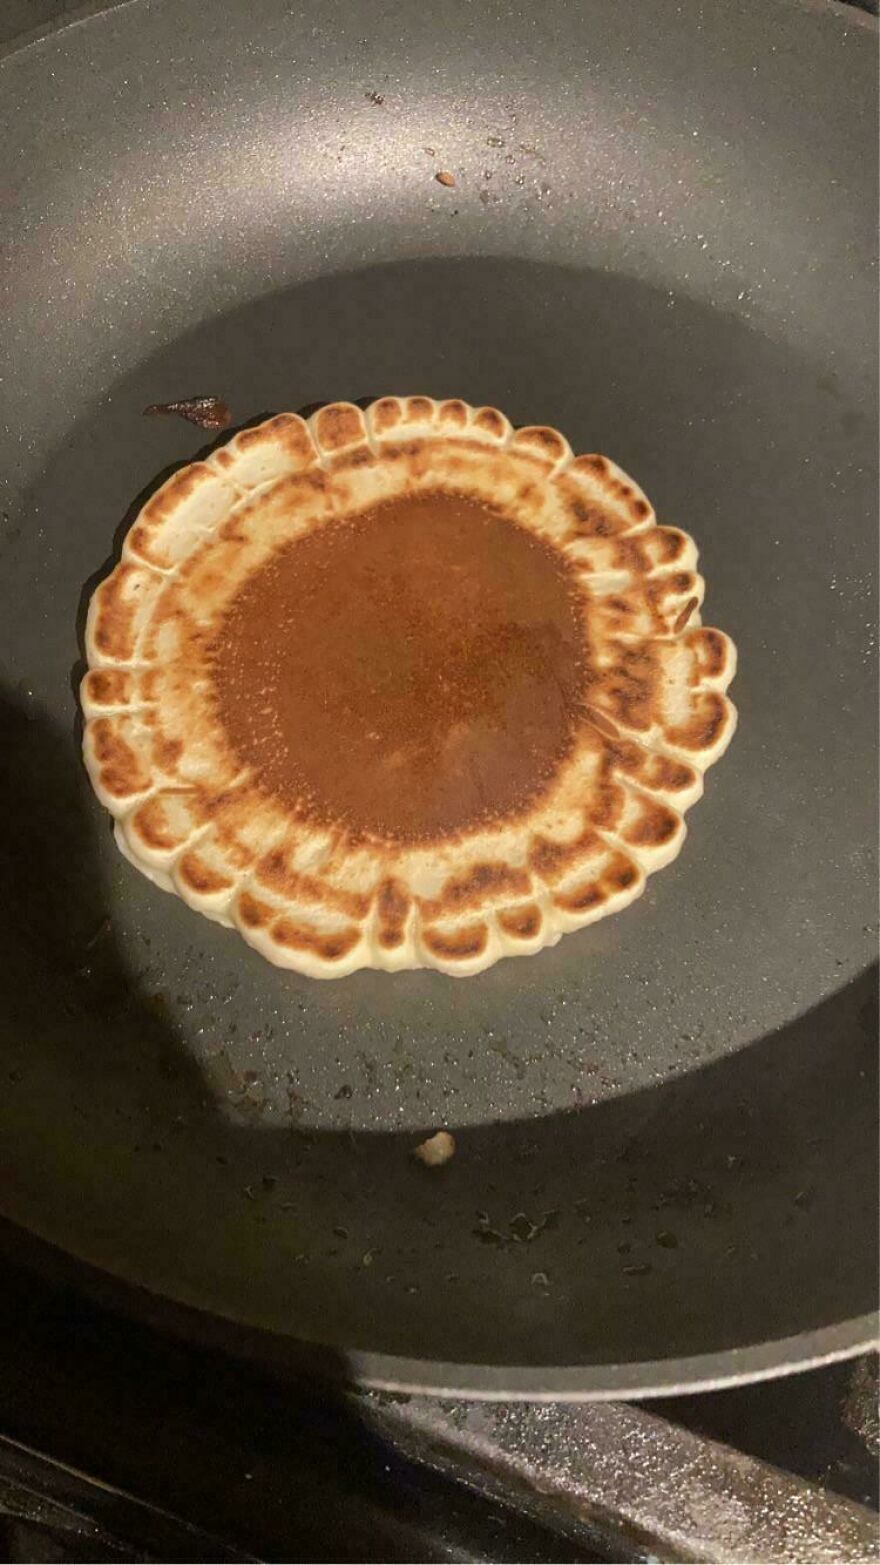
[0,0,876,1382]
[16,254,872,1136]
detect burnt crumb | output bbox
[364,90,384,105]
[435,170,456,188]
[143,396,232,431]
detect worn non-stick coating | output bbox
[0,0,876,1396]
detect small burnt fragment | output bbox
[143,396,232,431]
[673,595,699,635]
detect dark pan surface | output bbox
[0,0,876,1394]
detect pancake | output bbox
[81,397,737,977]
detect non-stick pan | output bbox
[0,0,876,1397]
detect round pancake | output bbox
[81,397,737,977]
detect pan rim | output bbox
[346,1314,879,1399]
[3,1215,875,1397]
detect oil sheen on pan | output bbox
[81,396,737,977]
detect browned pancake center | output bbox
[209,491,589,840]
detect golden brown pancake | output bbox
[82,397,737,977]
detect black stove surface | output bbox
[0,1251,875,1563]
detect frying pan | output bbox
[0,0,876,1399]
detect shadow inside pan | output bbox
[0,678,876,1370]
[0,256,876,1376]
